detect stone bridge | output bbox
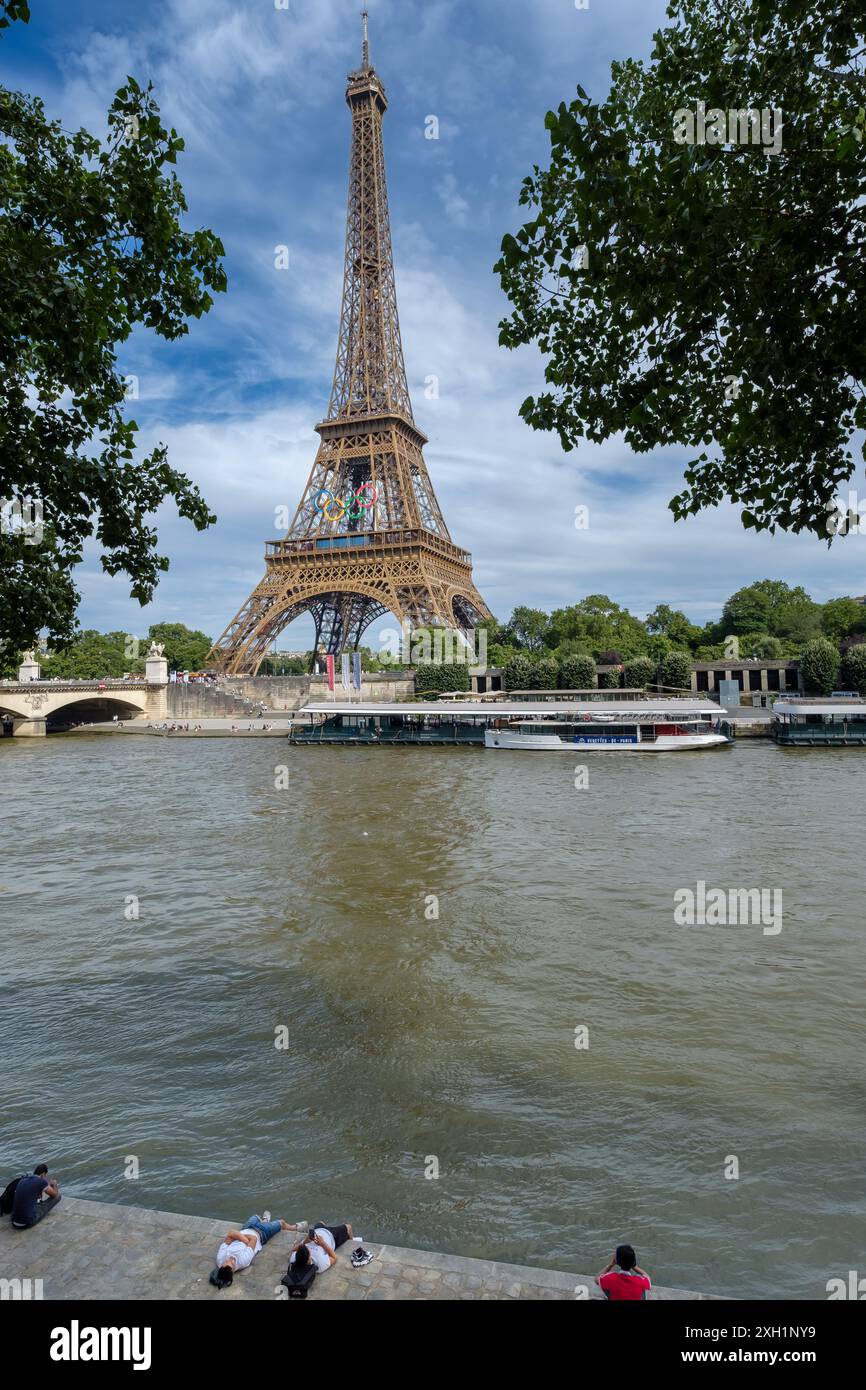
[0,678,168,736]
[0,654,416,735]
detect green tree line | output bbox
[7,623,214,679]
[2,628,392,680]
[8,579,866,693]
[482,581,865,667]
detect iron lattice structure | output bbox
[207,16,490,675]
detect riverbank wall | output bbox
[165,672,414,720]
[0,1196,725,1301]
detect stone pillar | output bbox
[18,651,40,682]
[144,645,169,719]
[145,646,169,685]
[12,717,46,737]
[761,667,769,691]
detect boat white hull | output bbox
[484,730,729,752]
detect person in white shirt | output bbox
[288,1221,354,1276]
[213,1213,300,1288]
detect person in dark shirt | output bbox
[11,1164,61,1229]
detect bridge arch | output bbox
[0,693,142,719]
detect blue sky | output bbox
[5,0,865,650]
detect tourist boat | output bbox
[770,696,866,746]
[484,709,730,752]
[288,700,731,750]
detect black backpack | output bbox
[281,1259,317,1300]
[0,1174,26,1216]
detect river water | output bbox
[1,733,863,1298]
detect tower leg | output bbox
[319,602,345,657]
[309,602,326,673]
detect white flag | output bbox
[341,653,351,690]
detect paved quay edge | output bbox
[0,1196,727,1301]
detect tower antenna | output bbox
[361,10,369,68]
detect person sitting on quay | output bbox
[10,1163,61,1230]
[211,1212,302,1288]
[595,1244,652,1300]
[287,1220,355,1278]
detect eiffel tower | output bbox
[207,13,490,675]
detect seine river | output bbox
[1,733,863,1298]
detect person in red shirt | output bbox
[596,1244,652,1300]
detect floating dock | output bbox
[770,698,866,746]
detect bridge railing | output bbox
[0,679,150,692]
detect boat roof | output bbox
[300,700,719,717]
[774,700,866,716]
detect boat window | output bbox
[573,723,637,739]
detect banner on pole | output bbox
[352,651,362,691]
[341,653,351,690]
[326,654,335,692]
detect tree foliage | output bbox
[0,3,30,29]
[821,596,866,643]
[504,652,533,691]
[504,606,549,653]
[719,580,821,646]
[146,622,212,672]
[546,595,648,660]
[623,655,658,688]
[496,0,866,538]
[41,629,138,679]
[721,587,772,635]
[413,662,470,694]
[739,632,784,659]
[0,25,226,665]
[645,604,701,649]
[799,637,841,694]
[260,653,310,675]
[491,583,862,671]
[527,654,559,688]
[659,649,692,690]
[559,652,596,687]
[840,642,866,693]
[749,580,821,641]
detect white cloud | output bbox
[433,171,470,227]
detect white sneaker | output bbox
[262,1210,271,1222]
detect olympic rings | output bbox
[313,483,378,524]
